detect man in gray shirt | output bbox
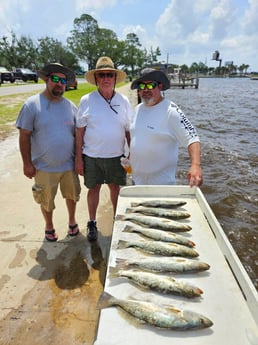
[16,63,81,241]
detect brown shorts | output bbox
[32,170,81,212]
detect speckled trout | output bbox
[116,257,210,273]
[97,292,213,330]
[131,199,187,208]
[117,239,199,257]
[116,214,191,232]
[123,225,195,247]
[126,206,191,219]
[109,267,203,298]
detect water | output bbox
[167,77,258,289]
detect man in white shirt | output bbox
[130,68,203,187]
[76,57,132,241]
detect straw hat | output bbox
[85,56,126,85]
[38,62,75,83]
[131,68,170,90]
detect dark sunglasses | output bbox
[97,72,115,79]
[137,82,158,90]
[50,75,67,85]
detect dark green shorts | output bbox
[83,155,126,189]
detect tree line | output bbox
[0,13,251,77]
[0,14,160,76]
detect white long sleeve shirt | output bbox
[130,98,200,184]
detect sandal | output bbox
[45,229,58,242]
[68,224,79,237]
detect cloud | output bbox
[152,0,257,68]
[209,0,236,39]
[75,0,117,11]
[242,0,258,34]
[0,0,30,38]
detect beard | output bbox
[47,84,65,98]
[52,87,64,97]
[141,93,156,106]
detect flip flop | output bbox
[68,224,79,237]
[45,229,58,242]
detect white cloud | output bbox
[0,0,257,70]
[75,0,117,11]
[242,0,258,34]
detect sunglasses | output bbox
[137,82,158,90]
[97,72,115,79]
[50,75,67,85]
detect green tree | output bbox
[189,62,199,73]
[67,14,99,70]
[37,36,79,70]
[0,32,38,69]
[146,46,161,64]
[180,64,189,74]
[123,33,146,76]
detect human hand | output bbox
[187,164,203,187]
[23,163,36,179]
[75,158,84,176]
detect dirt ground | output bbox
[0,84,137,345]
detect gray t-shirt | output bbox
[16,93,77,172]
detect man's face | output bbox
[47,73,67,97]
[95,70,116,91]
[137,80,163,106]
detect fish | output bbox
[123,225,195,247]
[116,257,210,274]
[97,292,213,330]
[109,267,203,298]
[116,214,191,232]
[126,206,191,219]
[131,199,187,208]
[117,239,199,257]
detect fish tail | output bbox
[97,291,115,309]
[116,258,132,270]
[117,240,130,249]
[115,214,124,221]
[108,266,120,279]
[131,202,138,207]
[123,225,134,233]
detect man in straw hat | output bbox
[16,63,81,242]
[75,56,132,241]
[129,68,203,186]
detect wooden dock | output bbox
[170,77,199,89]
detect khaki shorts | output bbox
[32,170,81,212]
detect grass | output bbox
[0,81,126,140]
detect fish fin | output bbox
[97,291,115,309]
[117,240,130,249]
[164,305,181,314]
[108,266,120,279]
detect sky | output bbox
[1,0,258,72]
